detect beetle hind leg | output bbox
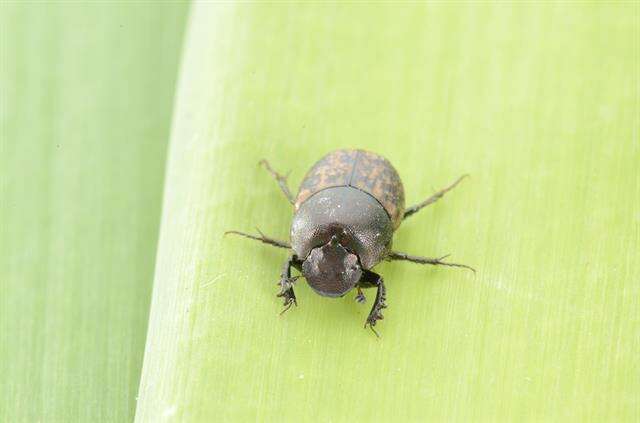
[403,174,468,220]
[259,159,295,205]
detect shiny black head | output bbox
[302,235,362,297]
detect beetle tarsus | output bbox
[387,251,476,273]
[403,174,468,220]
[355,287,366,304]
[259,159,295,205]
[224,229,291,249]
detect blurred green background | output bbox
[1,2,188,421]
[2,2,638,422]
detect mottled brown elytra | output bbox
[226,149,474,336]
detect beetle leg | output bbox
[259,159,295,205]
[403,174,468,220]
[355,287,366,304]
[387,251,476,273]
[277,255,302,314]
[360,270,387,337]
[224,228,291,249]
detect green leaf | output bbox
[136,2,638,422]
[1,3,188,421]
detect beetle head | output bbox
[302,235,362,297]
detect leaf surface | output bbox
[136,2,639,421]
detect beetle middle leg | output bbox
[359,270,387,337]
[277,255,302,314]
[259,159,295,205]
[224,229,291,249]
[403,174,468,220]
[387,251,476,273]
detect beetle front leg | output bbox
[359,270,387,337]
[277,255,302,314]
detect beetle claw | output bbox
[370,326,380,338]
[364,320,381,338]
[279,299,295,315]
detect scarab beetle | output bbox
[227,149,474,335]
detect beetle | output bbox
[226,149,474,336]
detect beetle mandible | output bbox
[226,149,474,336]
